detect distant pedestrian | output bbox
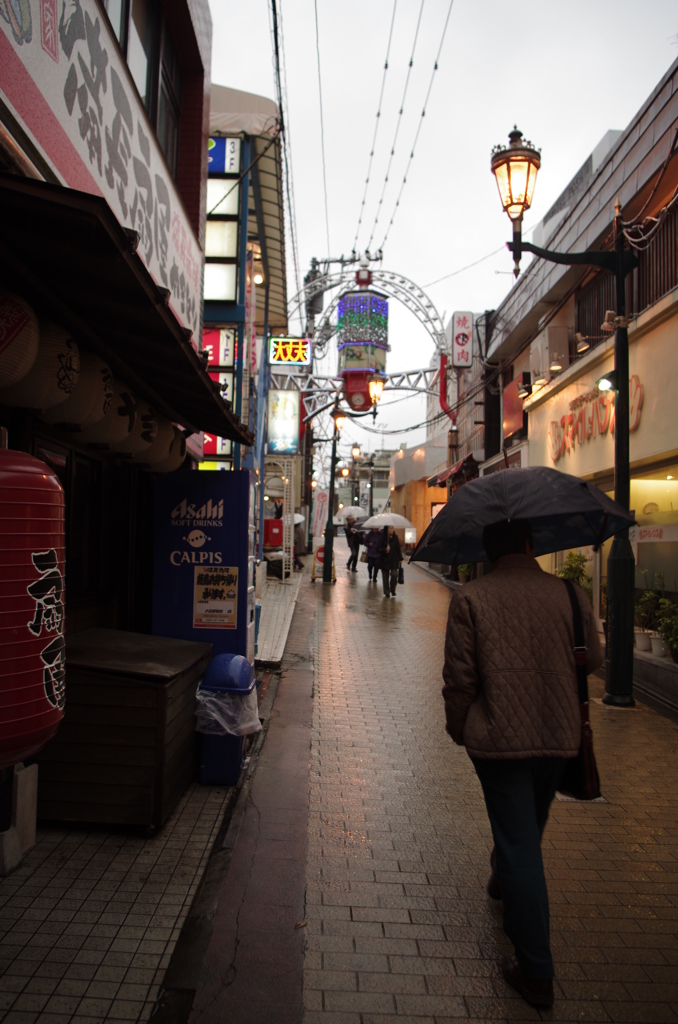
[362,527,381,582]
[293,518,306,571]
[441,519,602,1010]
[378,525,402,597]
[344,518,359,572]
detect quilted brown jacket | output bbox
[442,554,603,759]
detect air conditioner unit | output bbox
[530,326,570,383]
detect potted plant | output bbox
[657,599,678,664]
[557,552,593,603]
[457,563,472,584]
[634,590,658,652]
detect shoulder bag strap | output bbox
[562,578,589,705]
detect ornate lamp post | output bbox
[491,128,638,706]
[323,406,345,583]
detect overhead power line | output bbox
[351,0,398,256]
[270,0,303,320]
[365,0,426,253]
[314,0,332,255]
[379,0,455,252]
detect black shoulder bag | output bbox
[558,579,601,801]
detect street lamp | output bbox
[491,127,541,277]
[352,444,361,459]
[492,128,638,707]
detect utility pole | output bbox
[323,411,340,583]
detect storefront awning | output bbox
[427,454,478,487]
[0,175,253,444]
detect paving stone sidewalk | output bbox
[303,547,678,1023]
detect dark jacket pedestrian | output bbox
[441,518,602,1010]
[378,526,402,597]
[344,519,359,571]
[363,527,381,582]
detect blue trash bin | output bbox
[198,655,255,786]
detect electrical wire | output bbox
[351,0,398,257]
[270,0,303,324]
[314,0,331,256]
[424,247,504,288]
[365,0,426,253]
[378,0,455,252]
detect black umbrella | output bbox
[410,466,635,565]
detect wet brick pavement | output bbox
[303,545,678,1023]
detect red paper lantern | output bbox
[0,450,66,769]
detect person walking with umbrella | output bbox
[410,468,634,1010]
[344,517,360,572]
[378,525,403,598]
[441,518,602,1007]
[362,526,382,582]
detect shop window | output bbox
[157,25,183,177]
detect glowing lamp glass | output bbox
[341,467,349,477]
[352,445,361,458]
[311,480,317,488]
[368,377,385,404]
[491,129,541,222]
[334,414,346,431]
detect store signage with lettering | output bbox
[452,312,473,367]
[0,0,201,334]
[269,337,312,366]
[548,375,643,463]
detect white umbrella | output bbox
[357,512,414,530]
[283,513,305,525]
[334,506,368,521]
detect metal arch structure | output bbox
[288,269,447,354]
[269,367,441,421]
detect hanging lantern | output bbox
[154,426,187,473]
[41,350,113,429]
[111,400,158,456]
[0,450,65,769]
[0,322,79,409]
[337,290,389,412]
[0,289,39,390]
[133,414,174,466]
[81,380,137,449]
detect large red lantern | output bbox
[0,450,66,769]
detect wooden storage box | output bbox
[35,628,211,828]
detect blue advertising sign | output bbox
[207,137,241,175]
[153,471,255,661]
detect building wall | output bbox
[391,480,447,545]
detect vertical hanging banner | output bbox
[311,490,329,537]
[267,391,300,454]
[452,312,474,368]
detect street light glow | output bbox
[491,128,541,221]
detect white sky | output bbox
[209,0,678,471]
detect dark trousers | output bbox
[471,756,565,980]
[347,544,359,570]
[367,557,379,579]
[381,566,398,595]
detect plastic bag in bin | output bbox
[194,653,262,737]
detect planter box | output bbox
[35,629,211,828]
[633,650,678,713]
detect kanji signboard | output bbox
[269,337,312,366]
[452,312,474,368]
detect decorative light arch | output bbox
[288,268,447,355]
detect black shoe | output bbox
[501,954,553,1009]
